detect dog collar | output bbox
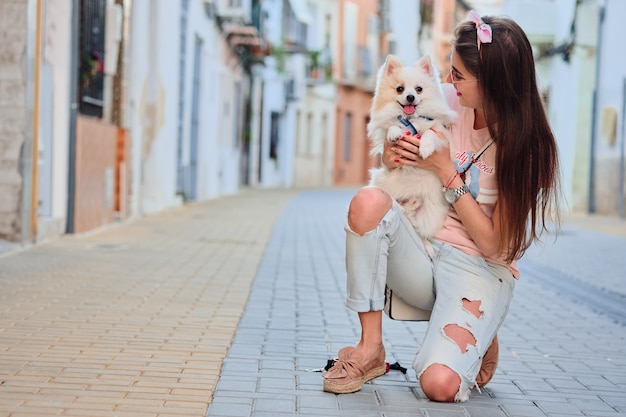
[396,115,435,135]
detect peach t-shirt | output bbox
[434,85,519,277]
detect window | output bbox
[343,113,352,162]
[78,0,107,117]
[283,1,308,49]
[270,112,280,160]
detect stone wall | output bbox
[0,0,28,241]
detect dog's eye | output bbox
[416,86,423,94]
[396,86,404,93]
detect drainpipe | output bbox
[618,77,626,220]
[30,0,43,241]
[66,0,80,233]
[588,0,606,213]
[21,0,42,244]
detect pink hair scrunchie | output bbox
[468,10,492,50]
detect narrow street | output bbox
[1,188,625,417]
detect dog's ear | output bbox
[415,55,434,77]
[383,55,402,77]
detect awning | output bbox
[287,0,312,25]
[223,24,259,38]
[223,24,261,48]
[229,35,261,47]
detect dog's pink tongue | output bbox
[404,105,415,115]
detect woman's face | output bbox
[448,52,482,109]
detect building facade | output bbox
[333,0,380,186]
[0,0,266,246]
[2,0,623,249]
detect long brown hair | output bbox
[454,16,561,262]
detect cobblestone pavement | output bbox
[1,188,625,417]
[206,189,626,417]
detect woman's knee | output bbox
[419,363,461,402]
[348,187,393,235]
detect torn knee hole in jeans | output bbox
[462,298,483,318]
[443,299,483,353]
[444,324,476,353]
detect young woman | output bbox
[323,11,561,402]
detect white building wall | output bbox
[180,0,222,201]
[502,0,599,213]
[256,0,283,188]
[388,0,421,65]
[217,57,245,195]
[247,69,263,187]
[592,0,626,215]
[264,0,283,46]
[258,63,288,187]
[294,0,337,188]
[254,0,304,189]
[197,37,221,200]
[129,0,249,213]
[294,83,336,187]
[501,0,625,215]
[129,0,181,215]
[38,0,73,239]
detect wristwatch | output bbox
[444,184,470,204]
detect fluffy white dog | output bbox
[368,54,457,248]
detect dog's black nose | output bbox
[406,95,415,103]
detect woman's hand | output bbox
[385,129,505,257]
[387,130,456,185]
[382,131,420,170]
[381,136,398,170]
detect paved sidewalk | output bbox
[206,189,626,417]
[0,189,297,417]
[1,188,625,417]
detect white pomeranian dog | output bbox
[368,54,457,248]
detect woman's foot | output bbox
[476,335,499,387]
[323,345,386,394]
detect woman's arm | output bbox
[387,132,504,257]
[440,167,504,257]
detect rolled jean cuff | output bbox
[344,203,397,313]
[346,297,386,313]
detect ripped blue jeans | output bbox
[345,199,515,401]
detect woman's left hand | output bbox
[391,130,455,184]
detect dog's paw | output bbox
[418,130,444,158]
[387,126,403,143]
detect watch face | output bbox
[444,188,456,204]
[444,185,468,204]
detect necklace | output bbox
[459,139,494,181]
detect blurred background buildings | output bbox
[1,0,624,247]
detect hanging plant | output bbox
[308,50,320,79]
[81,50,104,87]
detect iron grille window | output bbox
[79,0,107,117]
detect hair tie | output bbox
[468,10,492,50]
